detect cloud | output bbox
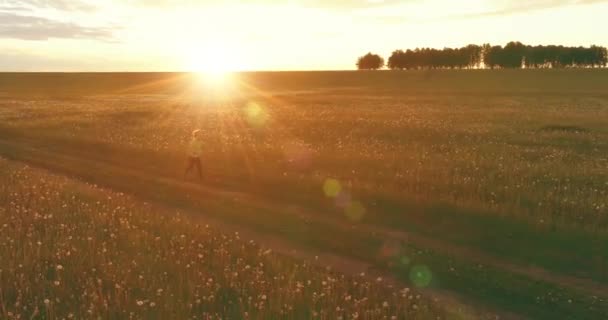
[129,0,405,9]
[451,0,608,19]
[0,0,96,12]
[0,12,115,40]
[355,0,608,25]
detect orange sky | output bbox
[1,0,607,71]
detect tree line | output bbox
[356,42,608,70]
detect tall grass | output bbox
[1,86,606,230]
[0,159,442,319]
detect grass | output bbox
[1,69,608,319]
[0,159,442,319]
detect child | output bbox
[184,129,204,181]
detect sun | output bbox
[189,49,229,74]
[183,41,246,74]
[179,42,246,92]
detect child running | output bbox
[184,129,204,181]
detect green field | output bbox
[1,69,607,319]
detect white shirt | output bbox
[188,139,203,157]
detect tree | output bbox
[387,50,406,70]
[356,53,384,70]
[483,45,503,69]
[375,43,607,70]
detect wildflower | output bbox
[136,300,144,306]
[383,301,389,308]
[149,302,156,307]
[56,265,63,271]
[44,299,50,305]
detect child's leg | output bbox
[184,157,194,178]
[195,158,203,180]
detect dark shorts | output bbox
[187,156,202,166]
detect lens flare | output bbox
[244,102,269,128]
[334,190,352,208]
[409,265,433,288]
[323,179,342,198]
[345,201,366,222]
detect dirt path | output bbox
[2,136,608,318]
[0,155,509,320]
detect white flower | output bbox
[56,265,63,271]
[136,300,144,306]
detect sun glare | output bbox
[180,42,245,91]
[185,42,242,72]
